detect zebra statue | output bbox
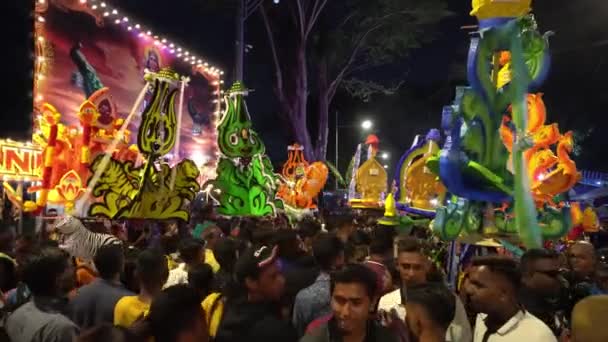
[54,215,122,261]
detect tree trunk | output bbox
[292,41,315,161]
[315,57,329,161]
[292,113,314,161]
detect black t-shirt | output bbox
[215,299,298,342]
[519,287,568,336]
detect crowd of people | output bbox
[0,206,607,342]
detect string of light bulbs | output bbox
[34,0,225,79]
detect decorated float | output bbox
[427,0,578,248]
[205,82,281,217]
[4,100,140,214]
[1,0,223,221]
[86,68,201,221]
[348,135,388,210]
[568,202,600,240]
[276,144,328,211]
[378,193,433,234]
[393,129,446,218]
[378,129,446,232]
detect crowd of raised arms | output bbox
[0,205,607,342]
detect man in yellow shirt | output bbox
[202,226,223,273]
[164,239,205,289]
[114,249,169,328]
[202,292,224,338]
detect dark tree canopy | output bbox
[259,0,449,161]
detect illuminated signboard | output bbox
[0,140,43,180]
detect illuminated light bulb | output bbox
[185,51,190,56]
[100,2,106,7]
[135,24,140,29]
[146,30,152,35]
[123,17,129,22]
[103,11,109,16]
[80,0,87,3]
[190,61,195,65]
[197,59,202,63]
[204,62,209,66]
[36,94,44,101]
[37,36,44,42]
[91,4,98,9]
[37,74,45,80]
[112,9,118,15]
[38,0,45,4]
[169,43,174,48]
[170,49,175,53]
[161,38,167,43]
[177,48,182,52]
[37,16,45,22]
[38,56,45,62]
[138,32,144,37]
[220,71,224,75]
[114,19,120,24]
[177,53,182,57]
[154,40,160,45]
[127,26,133,31]
[220,80,224,84]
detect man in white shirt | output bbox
[465,256,556,342]
[164,238,205,288]
[378,237,472,342]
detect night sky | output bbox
[4,0,608,173]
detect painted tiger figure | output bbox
[159,159,201,201]
[89,155,140,218]
[54,215,122,261]
[89,155,139,198]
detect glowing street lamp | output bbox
[361,120,373,130]
[334,117,375,190]
[381,152,389,160]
